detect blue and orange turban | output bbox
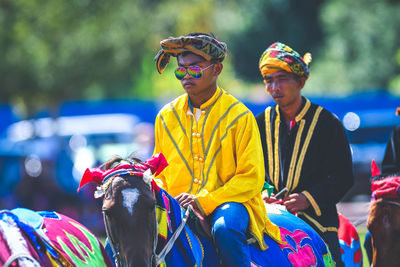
[259,42,312,79]
[154,33,227,74]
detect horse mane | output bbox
[102,155,144,170]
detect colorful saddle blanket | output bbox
[0,211,52,266]
[338,213,362,267]
[153,185,334,266]
[0,208,112,267]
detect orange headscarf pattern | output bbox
[259,42,312,79]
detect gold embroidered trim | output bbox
[302,190,322,216]
[264,101,321,193]
[285,119,305,194]
[189,228,205,264]
[264,107,275,187]
[292,106,323,191]
[295,98,311,122]
[298,212,337,233]
[273,106,281,188]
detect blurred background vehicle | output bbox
[0,100,157,235]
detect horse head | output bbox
[367,160,400,267]
[78,153,168,267]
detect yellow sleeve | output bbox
[195,112,265,215]
[153,114,167,191]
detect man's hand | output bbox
[283,193,310,214]
[175,193,204,219]
[175,193,195,208]
[262,191,278,204]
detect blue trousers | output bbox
[210,202,251,267]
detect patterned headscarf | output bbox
[154,33,227,74]
[259,42,312,79]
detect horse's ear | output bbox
[371,159,381,177]
[78,168,104,192]
[144,153,168,176]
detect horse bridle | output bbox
[103,210,121,267]
[151,206,191,266]
[354,198,400,227]
[101,174,191,267]
[375,198,400,209]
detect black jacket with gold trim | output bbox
[256,98,354,234]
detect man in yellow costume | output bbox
[153,32,281,266]
[256,42,354,267]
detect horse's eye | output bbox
[102,196,117,212]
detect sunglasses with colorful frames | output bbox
[174,64,214,80]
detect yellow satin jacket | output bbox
[154,87,281,250]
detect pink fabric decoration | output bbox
[371,176,400,199]
[77,153,168,192]
[371,159,381,177]
[144,153,168,176]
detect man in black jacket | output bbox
[382,107,400,174]
[255,42,354,267]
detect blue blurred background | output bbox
[1,93,399,235]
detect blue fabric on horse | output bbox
[154,187,218,266]
[10,208,59,258]
[153,184,334,266]
[0,210,54,266]
[251,205,334,266]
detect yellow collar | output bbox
[183,86,223,112]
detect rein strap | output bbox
[4,253,41,267]
[153,206,192,266]
[103,212,121,267]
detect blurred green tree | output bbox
[0,0,177,115]
[1,0,399,116]
[306,0,400,95]
[222,0,324,82]
[0,0,230,115]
